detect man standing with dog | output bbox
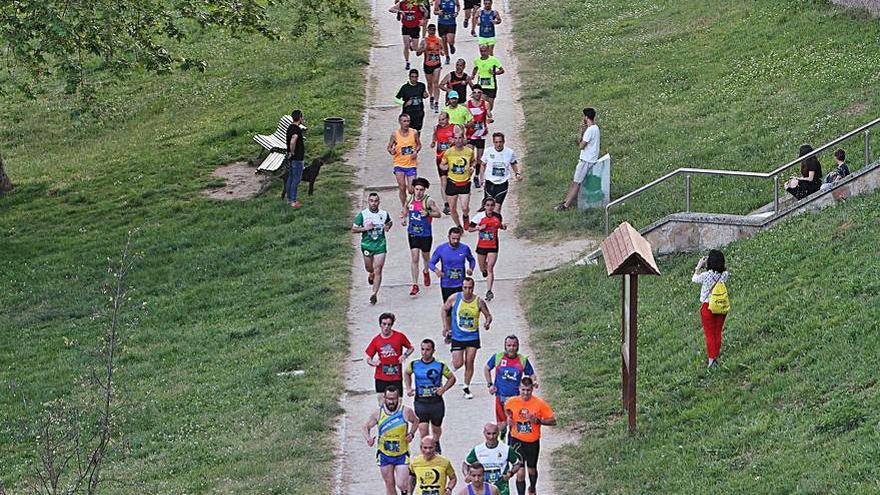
[285,109,306,209]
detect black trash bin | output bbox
[323,117,345,148]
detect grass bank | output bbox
[523,193,880,493]
[512,0,880,236]
[0,8,369,493]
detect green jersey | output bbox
[443,104,473,126]
[473,55,502,90]
[465,441,520,495]
[354,208,391,255]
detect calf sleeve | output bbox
[516,480,526,495]
[529,471,538,490]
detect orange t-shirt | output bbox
[504,396,554,443]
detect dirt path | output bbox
[335,0,595,492]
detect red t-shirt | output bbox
[365,330,412,381]
[470,211,503,249]
[400,1,424,28]
[435,124,455,159]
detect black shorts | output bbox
[438,23,456,36]
[451,338,480,351]
[441,285,463,302]
[484,180,509,204]
[468,138,486,149]
[375,378,403,394]
[405,110,425,132]
[464,0,480,9]
[402,25,421,38]
[408,234,433,252]
[414,398,445,426]
[476,246,498,255]
[424,64,440,75]
[446,180,471,196]
[510,438,540,468]
[483,87,497,99]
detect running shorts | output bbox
[464,0,480,9]
[573,159,596,184]
[377,451,411,466]
[405,110,425,131]
[408,234,433,252]
[375,378,404,394]
[446,179,471,196]
[451,337,480,351]
[438,23,456,36]
[441,285,463,302]
[468,138,486,149]
[362,246,388,257]
[494,394,514,423]
[394,166,418,177]
[414,398,446,426]
[478,36,497,46]
[424,64,440,75]
[402,25,421,38]
[510,437,540,468]
[484,180,509,204]
[482,87,497,99]
[436,158,449,177]
[476,245,498,255]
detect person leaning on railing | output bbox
[784,144,823,200]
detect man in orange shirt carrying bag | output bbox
[503,377,556,495]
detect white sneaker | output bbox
[463,387,474,399]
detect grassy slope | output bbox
[512,0,880,236]
[0,8,369,493]
[523,194,880,494]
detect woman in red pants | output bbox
[692,250,728,367]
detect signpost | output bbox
[600,222,660,433]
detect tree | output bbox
[0,0,363,190]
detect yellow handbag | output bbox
[708,279,730,315]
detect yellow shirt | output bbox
[394,129,418,168]
[410,454,456,495]
[377,404,410,457]
[442,145,474,183]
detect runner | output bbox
[404,338,456,454]
[352,192,393,305]
[504,377,556,495]
[434,0,459,65]
[429,226,476,302]
[463,423,522,495]
[390,0,427,70]
[462,0,479,32]
[403,177,441,296]
[468,197,506,301]
[388,113,422,216]
[484,335,536,440]
[440,59,471,105]
[457,463,500,495]
[410,437,457,495]
[479,132,522,213]
[431,111,455,214]
[472,44,504,112]
[362,386,420,495]
[396,69,429,132]
[441,276,492,399]
[417,24,445,113]
[439,124,475,228]
[473,0,502,54]
[441,91,474,128]
[466,85,491,189]
[366,313,415,403]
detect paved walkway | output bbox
[336,0,595,493]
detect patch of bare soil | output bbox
[839,101,869,116]
[830,0,880,15]
[203,161,269,200]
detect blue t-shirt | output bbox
[438,0,456,25]
[487,352,535,397]
[429,242,476,288]
[479,9,496,38]
[409,359,451,401]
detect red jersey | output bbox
[470,211,503,249]
[400,1,424,28]
[365,330,412,381]
[466,99,488,139]
[434,124,455,160]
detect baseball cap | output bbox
[448,90,459,99]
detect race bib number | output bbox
[411,224,424,234]
[439,142,450,151]
[401,146,415,155]
[479,77,492,86]
[492,165,506,176]
[429,53,441,62]
[486,469,502,482]
[383,440,401,453]
[369,226,382,240]
[382,364,399,376]
[452,163,466,174]
[516,421,532,434]
[418,385,437,398]
[404,12,416,21]
[458,314,475,328]
[479,230,493,241]
[419,490,440,495]
[448,268,463,280]
[474,121,484,132]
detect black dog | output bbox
[280,155,328,199]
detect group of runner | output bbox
[364,318,555,495]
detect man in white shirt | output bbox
[555,107,600,211]
[478,132,522,213]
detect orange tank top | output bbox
[393,129,418,168]
[424,35,442,68]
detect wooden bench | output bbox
[254,115,293,154]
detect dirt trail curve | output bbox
[335,0,595,492]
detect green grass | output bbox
[512,0,880,236]
[523,193,880,494]
[0,7,369,493]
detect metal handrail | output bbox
[604,116,880,234]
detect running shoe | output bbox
[482,270,488,278]
[290,201,302,208]
[463,387,474,399]
[450,45,456,54]
[410,284,419,296]
[471,29,476,37]
[463,18,468,28]
[369,294,378,305]
[405,61,411,70]
[554,202,569,211]
[423,270,431,287]
[435,441,442,454]
[430,96,435,107]
[486,289,494,302]
[473,176,481,188]
[443,203,451,215]
[368,271,375,285]
[445,55,450,65]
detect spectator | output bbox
[555,107,600,211]
[285,109,306,208]
[692,250,729,368]
[784,144,822,200]
[820,148,851,191]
